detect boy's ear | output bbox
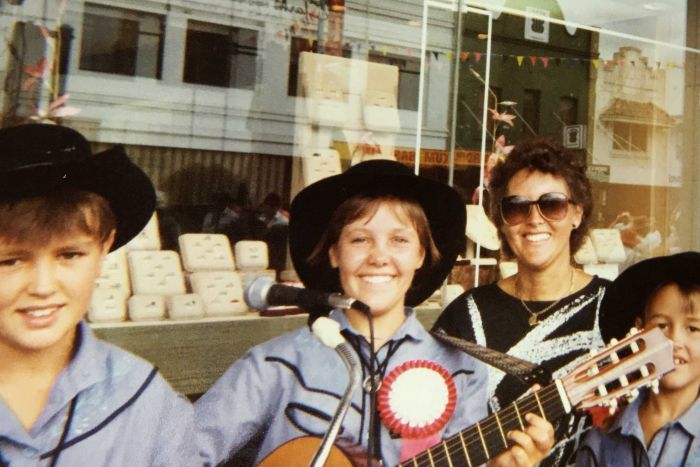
[102,229,116,255]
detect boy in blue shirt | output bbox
[577,252,700,466]
[0,124,198,466]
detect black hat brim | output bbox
[600,251,700,342]
[289,160,466,307]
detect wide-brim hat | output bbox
[289,159,466,307]
[600,251,700,342]
[0,124,155,250]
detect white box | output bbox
[125,212,161,251]
[95,247,131,298]
[179,233,235,272]
[167,294,205,320]
[590,229,627,264]
[128,295,166,321]
[190,271,247,316]
[234,240,269,271]
[128,250,186,296]
[301,149,342,186]
[574,236,598,265]
[88,289,127,323]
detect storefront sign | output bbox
[587,164,610,183]
[394,148,483,167]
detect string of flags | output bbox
[272,28,684,71]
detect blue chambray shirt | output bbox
[195,308,489,466]
[576,389,700,466]
[0,321,198,467]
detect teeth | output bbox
[26,308,56,318]
[525,233,550,242]
[674,358,686,365]
[363,276,392,284]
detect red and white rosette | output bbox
[378,360,457,440]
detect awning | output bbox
[599,98,676,127]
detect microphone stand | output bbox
[309,317,363,467]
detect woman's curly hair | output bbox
[488,137,593,259]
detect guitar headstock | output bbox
[560,327,674,413]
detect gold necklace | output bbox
[516,268,575,326]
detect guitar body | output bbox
[259,436,354,467]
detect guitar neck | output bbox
[401,383,566,467]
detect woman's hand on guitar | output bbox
[487,413,555,467]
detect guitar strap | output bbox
[431,328,552,386]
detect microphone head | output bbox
[244,275,276,310]
[311,317,344,348]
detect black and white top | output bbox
[434,276,610,466]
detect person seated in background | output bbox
[576,252,700,467]
[195,160,554,466]
[0,124,197,466]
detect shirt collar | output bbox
[611,388,700,439]
[43,322,106,412]
[330,307,428,343]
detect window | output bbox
[522,88,541,137]
[368,52,421,111]
[558,96,578,125]
[183,21,258,89]
[612,122,648,152]
[79,4,164,78]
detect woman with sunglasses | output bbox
[434,138,611,466]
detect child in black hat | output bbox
[576,252,700,466]
[195,160,554,466]
[0,124,197,466]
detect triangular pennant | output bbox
[433,51,439,60]
[516,56,524,66]
[307,36,314,47]
[555,57,561,66]
[668,61,676,69]
[618,60,625,67]
[606,60,614,67]
[630,60,636,66]
[407,48,413,57]
[460,51,469,62]
[502,54,508,64]
[381,45,387,56]
[529,55,537,66]
[474,52,482,63]
[541,57,549,68]
[592,59,599,69]
[446,51,453,62]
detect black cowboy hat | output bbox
[0,124,155,250]
[289,159,466,307]
[600,251,700,342]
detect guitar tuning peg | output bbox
[608,399,618,415]
[650,380,660,395]
[625,389,639,402]
[609,338,618,346]
[640,364,649,378]
[628,327,639,336]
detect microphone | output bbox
[244,276,370,315]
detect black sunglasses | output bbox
[500,192,575,226]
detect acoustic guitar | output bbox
[259,326,674,467]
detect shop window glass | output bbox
[183,21,257,89]
[287,37,351,96]
[79,3,164,78]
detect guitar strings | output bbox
[410,388,562,467]
[406,385,564,466]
